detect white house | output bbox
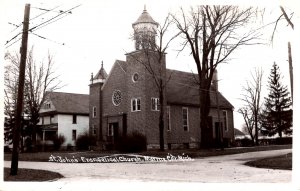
[38,92,89,147]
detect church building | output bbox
[89,8,234,149]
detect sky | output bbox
[1,0,299,132]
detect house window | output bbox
[72,114,77,124]
[223,110,228,131]
[131,98,141,112]
[41,117,44,125]
[182,107,189,131]
[108,125,113,136]
[44,103,51,109]
[151,98,160,111]
[50,115,54,124]
[72,130,76,140]
[167,106,171,131]
[92,106,97,118]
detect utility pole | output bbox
[288,42,293,102]
[10,3,30,176]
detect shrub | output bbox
[24,137,33,152]
[52,134,66,151]
[240,138,254,147]
[117,131,147,153]
[275,137,292,145]
[76,132,97,150]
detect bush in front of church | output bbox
[76,132,97,150]
[117,131,147,153]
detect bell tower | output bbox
[132,6,158,50]
[89,61,108,144]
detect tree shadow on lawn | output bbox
[4,168,64,181]
[245,153,292,170]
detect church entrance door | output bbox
[109,122,119,147]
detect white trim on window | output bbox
[151,97,160,111]
[50,115,55,124]
[72,114,77,124]
[92,106,97,118]
[182,107,189,131]
[131,98,141,112]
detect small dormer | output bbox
[91,61,108,84]
[132,6,158,50]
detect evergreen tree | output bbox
[261,63,292,138]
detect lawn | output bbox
[3,145,291,181]
[4,168,64,181]
[4,144,292,162]
[245,153,292,170]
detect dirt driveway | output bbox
[3,149,293,191]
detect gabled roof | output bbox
[166,69,234,109]
[132,8,158,26]
[101,60,127,90]
[234,128,245,136]
[44,92,89,115]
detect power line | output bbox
[9,5,62,33]
[8,22,19,28]
[31,12,69,32]
[30,32,65,46]
[29,4,81,33]
[5,37,22,49]
[5,4,81,49]
[30,5,62,22]
[5,32,22,45]
[31,6,72,14]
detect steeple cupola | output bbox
[132,6,158,50]
[90,61,108,84]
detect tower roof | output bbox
[132,7,158,26]
[93,62,108,80]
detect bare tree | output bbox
[238,68,263,145]
[270,6,294,101]
[172,5,261,147]
[4,47,62,151]
[128,13,179,151]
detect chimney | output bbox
[212,70,218,91]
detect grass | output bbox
[245,153,292,170]
[4,144,292,162]
[4,168,64,181]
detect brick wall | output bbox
[90,51,235,149]
[126,50,167,146]
[89,83,102,140]
[101,60,128,140]
[166,105,201,148]
[209,108,234,141]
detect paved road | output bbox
[4,149,292,184]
